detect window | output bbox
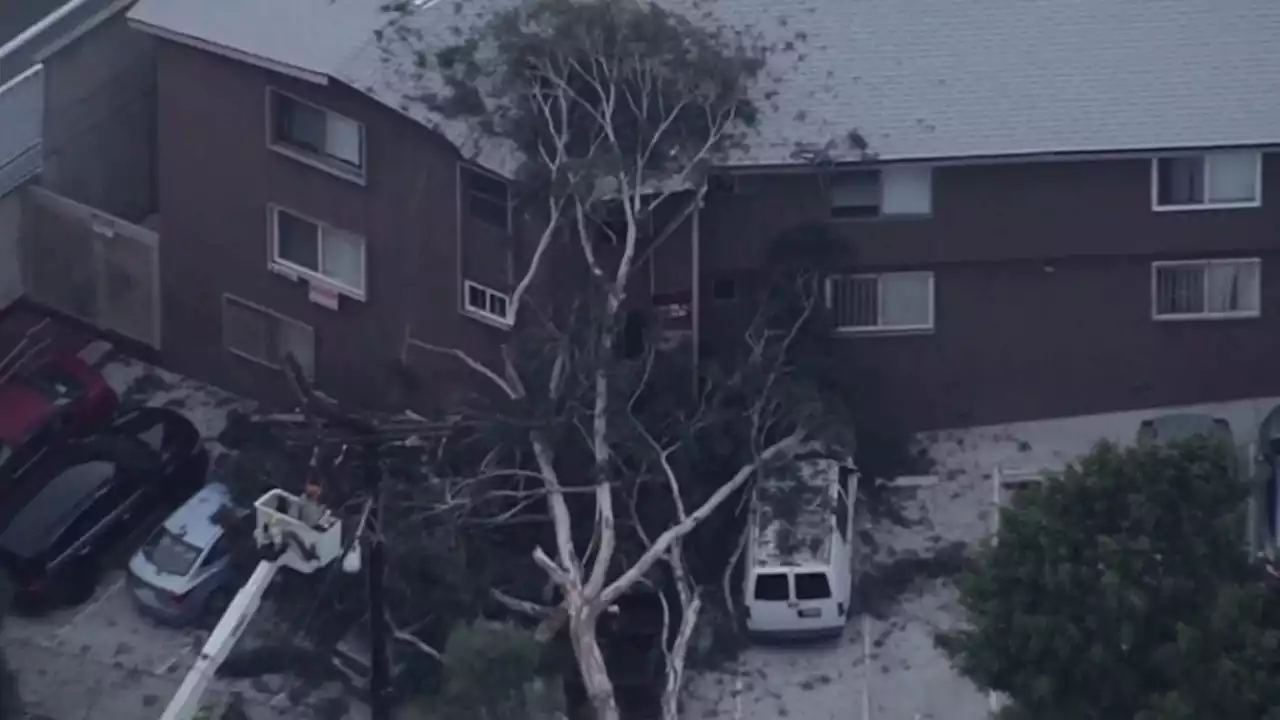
[826,271,934,333]
[753,573,789,601]
[1152,258,1261,320]
[711,276,737,302]
[222,295,316,377]
[270,206,366,297]
[142,527,202,576]
[794,572,832,600]
[830,166,932,219]
[463,280,511,326]
[464,167,510,230]
[268,89,365,180]
[1152,151,1261,210]
[621,310,647,359]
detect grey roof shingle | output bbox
[128,0,1280,174]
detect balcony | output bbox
[0,64,43,196]
[0,0,122,198]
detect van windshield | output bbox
[143,528,202,576]
[795,572,832,600]
[753,573,789,601]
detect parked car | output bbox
[127,482,244,625]
[0,348,118,483]
[0,407,208,614]
[743,453,859,642]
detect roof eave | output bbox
[126,17,330,85]
[721,140,1280,174]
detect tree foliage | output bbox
[377,2,862,718]
[939,438,1280,720]
[413,0,764,183]
[414,621,565,720]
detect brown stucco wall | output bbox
[155,37,1280,430]
[685,155,1280,430]
[154,40,508,412]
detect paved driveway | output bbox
[684,393,1280,720]
[4,354,362,720]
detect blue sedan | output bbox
[127,482,243,626]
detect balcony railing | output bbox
[0,0,121,197]
[0,64,43,197]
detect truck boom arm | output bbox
[159,559,281,720]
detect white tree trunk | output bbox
[569,605,620,720]
[661,592,701,720]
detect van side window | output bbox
[835,481,850,541]
[753,573,789,601]
[795,572,832,600]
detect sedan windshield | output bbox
[142,528,203,576]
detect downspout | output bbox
[690,192,701,397]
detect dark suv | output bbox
[0,407,207,614]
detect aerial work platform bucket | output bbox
[253,488,344,574]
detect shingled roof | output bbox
[129,0,1280,175]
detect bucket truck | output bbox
[159,488,355,720]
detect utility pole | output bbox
[362,437,393,720]
[304,400,392,720]
[275,354,452,720]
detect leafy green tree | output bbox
[939,438,1280,720]
[413,621,565,720]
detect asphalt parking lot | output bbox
[2,351,363,720]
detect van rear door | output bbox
[746,571,794,632]
[790,570,841,630]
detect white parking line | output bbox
[734,667,744,719]
[54,577,123,640]
[154,651,184,676]
[862,614,872,720]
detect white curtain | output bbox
[1207,151,1258,203]
[321,229,366,293]
[325,114,363,167]
[1207,261,1259,313]
[881,166,933,215]
[880,272,933,327]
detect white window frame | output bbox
[220,294,316,376]
[1150,151,1263,212]
[268,204,367,300]
[462,280,512,328]
[829,166,933,220]
[826,271,936,334]
[266,87,367,184]
[1150,258,1262,321]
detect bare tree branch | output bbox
[600,431,820,608]
[407,338,525,400]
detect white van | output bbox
[743,453,858,641]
